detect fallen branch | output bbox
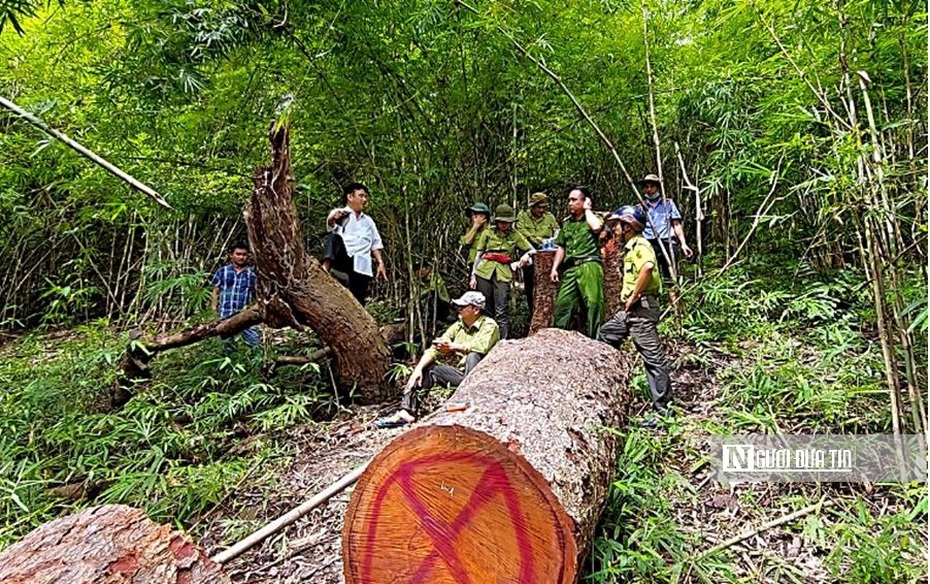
[1,96,172,209]
[210,461,370,566]
[695,498,830,560]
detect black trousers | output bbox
[400,352,484,417]
[322,233,372,305]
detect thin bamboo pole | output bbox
[0,96,171,209]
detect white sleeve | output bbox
[370,219,384,251]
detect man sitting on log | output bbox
[321,182,388,305]
[597,205,673,427]
[377,291,500,428]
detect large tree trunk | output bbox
[342,328,632,584]
[120,124,392,404]
[244,124,391,401]
[0,505,229,584]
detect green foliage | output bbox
[0,324,328,548]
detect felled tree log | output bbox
[0,504,229,584]
[342,328,632,584]
[120,123,392,404]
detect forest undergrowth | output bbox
[0,256,925,583]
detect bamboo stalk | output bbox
[0,96,171,209]
[695,499,830,560]
[642,0,677,283]
[210,461,369,566]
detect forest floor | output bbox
[0,273,924,583]
[196,332,926,584]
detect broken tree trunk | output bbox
[0,504,229,584]
[120,123,392,403]
[342,328,632,584]
[243,123,391,401]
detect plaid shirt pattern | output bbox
[211,265,256,318]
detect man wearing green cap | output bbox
[550,186,605,339]
[459,202,491,265]
[516,192,560,315]
[470,204,534,339]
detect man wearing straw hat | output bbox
[469,203,535,339]
[516,192,560,315]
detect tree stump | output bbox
[342,328,632,583]
[529,248,624,334]
[602,238,623,318]
[0,505,229,584]
[529,250,557,333]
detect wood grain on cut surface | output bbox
[343,329,632,584]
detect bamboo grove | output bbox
[1,0,926,437]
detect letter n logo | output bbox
[723,445,754,471]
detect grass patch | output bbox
[0,321,332,549]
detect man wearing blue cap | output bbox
[598,205,672,425]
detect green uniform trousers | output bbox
[553,261,605,339]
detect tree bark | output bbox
[119,123,393,404]
[0,504,229,584]
[528,250,557,333]
[342,328,632,584]
[530,247,623,333]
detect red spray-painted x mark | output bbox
[360,452,542,584]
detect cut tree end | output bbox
[343,425,579,584]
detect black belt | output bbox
[562,256,602,270]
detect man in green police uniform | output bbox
[377,291,500,427]
[550,186,605,339]
[516,192,560,315]
[597,205,672,424]
[470,204,534,339]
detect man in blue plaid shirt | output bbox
[211,243,260,348]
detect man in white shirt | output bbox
[321,182,388,304]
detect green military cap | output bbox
[493,204,517,223]
[466,202,491,216]
[528,192,549,207]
